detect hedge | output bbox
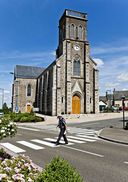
[35,156,83,182]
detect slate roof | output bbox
[113,90,128,100]
[99,90,128,101]
[99,96,107,102]
[14,65,45,79]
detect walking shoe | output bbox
[55,142,60,145]
[65,142,68,145]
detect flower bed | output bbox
[0,154,40,181]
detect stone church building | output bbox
[12,9,99,115]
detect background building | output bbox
[12,65,44,113]
[99,90,128,111]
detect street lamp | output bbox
[121,95,125,129]
[15,80,19,113]
[0,88,4,109]
[106,90,112,109]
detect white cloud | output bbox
[4,90,10,94]
[105,83,120,88]
[92,45,128,55]
[0,50,55,61]
[93,58,104,67]
[91,39,128,55]
[117,73,128,82]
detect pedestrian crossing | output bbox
[0,129,100,154]
[19,125,98,136]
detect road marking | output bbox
[0,142,25,153]
[76,135,99,140]
[17,141,44,150]
[68,136,96,142]
[63,146,104,158]
[31,139,57,147]
[64,138,85,143]
[44,138,73,145]
[77,133,95,136]
[124,161,128,164]
[18,126,40,131]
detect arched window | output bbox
[78,25,83,39]
[76,26,78,39]
[70,24,75,38]
[27,84,31,96]
[73,59,80,76]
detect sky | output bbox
[0,0,128,108]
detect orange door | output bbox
[26,105,31,113]
[72,95,80,114]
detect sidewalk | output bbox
[98,127,128,145]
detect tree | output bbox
[2,102,10,114]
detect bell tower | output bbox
[55,9,99,115]
[56,9,88,58]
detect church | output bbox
[12,9,99,116]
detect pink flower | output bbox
[0,173,7,180]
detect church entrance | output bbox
[72,94,81,114]
[26,104,31,113]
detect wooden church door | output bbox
[26,104,31,113]
[72,94,81,114]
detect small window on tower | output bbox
[70,24,75,38]
[73,59,80,76]
[27,84,31,96]
[78,25,83,39]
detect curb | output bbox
[97,129,128,145]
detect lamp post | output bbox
[121,95,125,129]
[0,88,4,109]
[15,80,19,113]
[106,90,112,109]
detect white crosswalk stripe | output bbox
[67,127,97,135]
[59,138,85,144]
[68,136,96,142]
[31,139,57,147]
[17,141,44,150]
[44,138,73,145]
[0,142,25,153]
[76,134,100,140]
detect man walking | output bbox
[56,116,68,145]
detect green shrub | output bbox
[20,116,29,122]
[35,156,83,182]
[3,113,43,123]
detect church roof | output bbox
[14,65,45,79]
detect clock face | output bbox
[74,44,80,51]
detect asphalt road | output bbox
[1,118,128,182]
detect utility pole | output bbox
[121,95,125,129]
[0,88,4,109]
